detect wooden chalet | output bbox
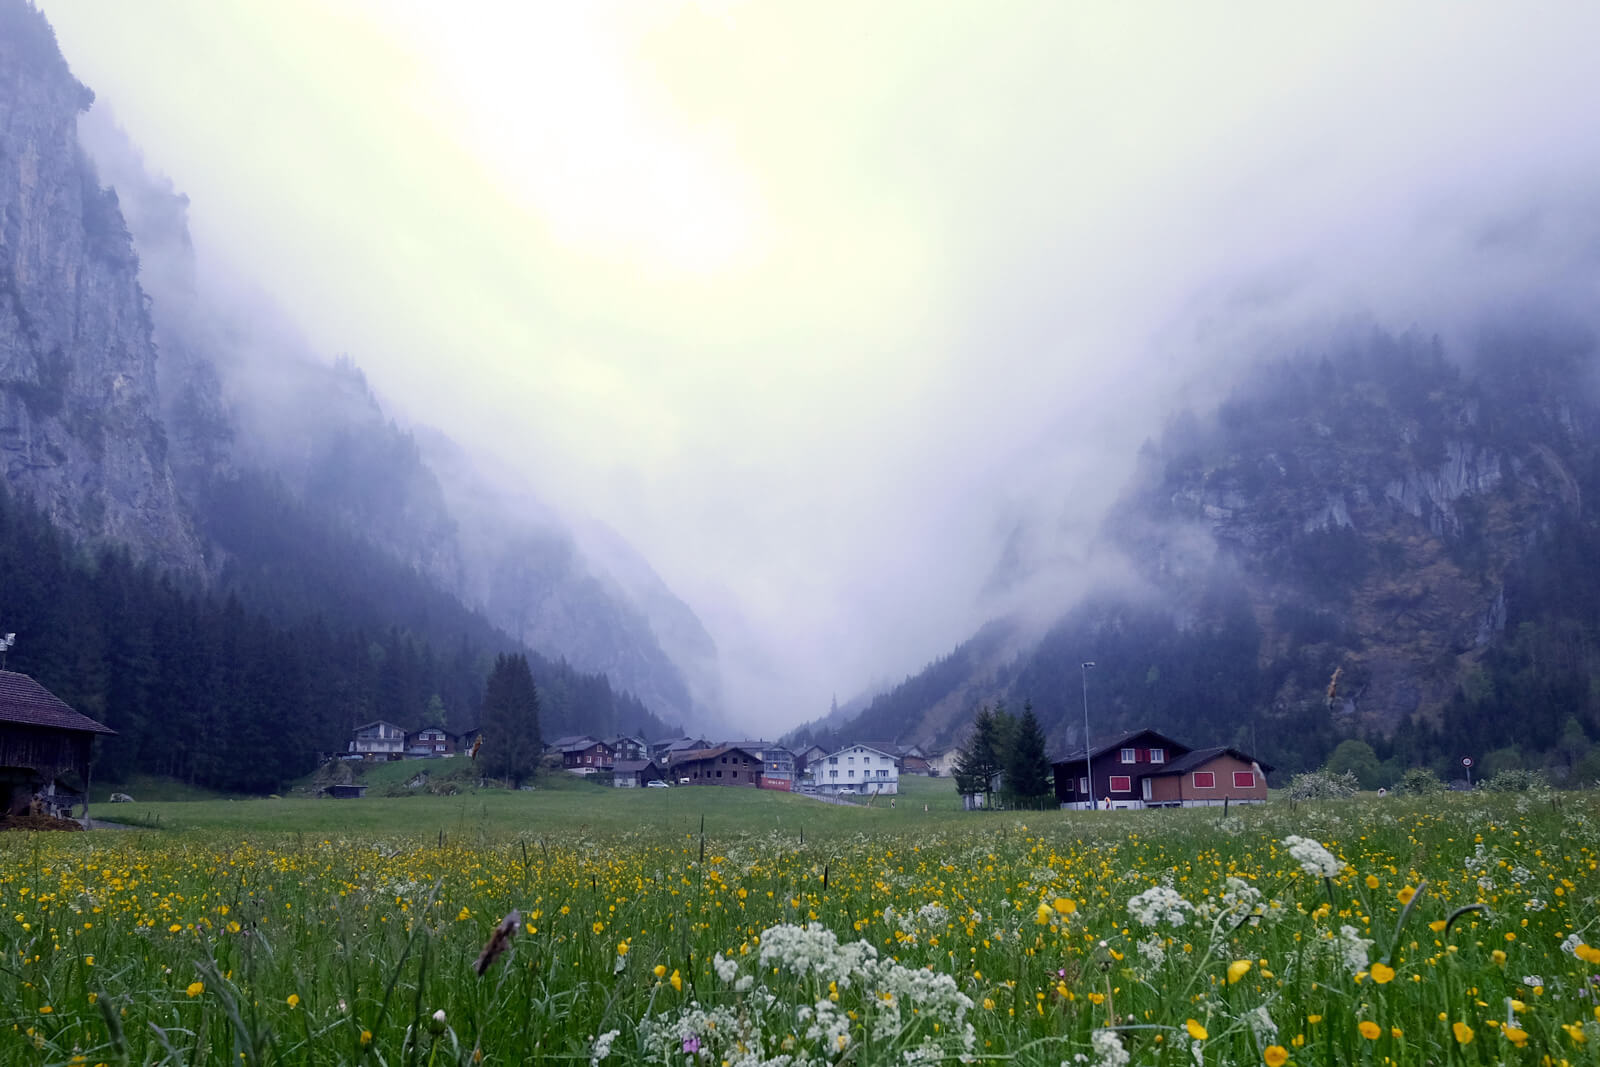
[0,670,114,819]
[405,727,457,758]
[673,744,762,787]
[1051,728,1271,809]
[551,735,613,771]
[348,720,406,761]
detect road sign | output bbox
[1461,756,1473,768]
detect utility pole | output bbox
[1081,661,1096,811]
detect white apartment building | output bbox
[810,743,900,795]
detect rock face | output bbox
[0,6,203,573]
[817,326,1600,773]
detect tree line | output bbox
[0,481,647,793]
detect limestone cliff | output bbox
[0,4,203,573]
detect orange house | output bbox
[1144,747,1270,807]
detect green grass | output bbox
[15,782,1599,1065]
[90,773,971,837]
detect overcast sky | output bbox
[39,1,1600,730]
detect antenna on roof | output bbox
[0,633,14,670]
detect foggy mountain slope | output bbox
[0,0,718,733]
[71,94,720,731]
[0,5,203,574]
[815,320,1600,779]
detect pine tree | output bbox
[478,653,543,787]
[953,704,1003,805]
[1004,701,1054,808]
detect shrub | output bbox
[1483,768,1549,793]
[1394,767,1445,796]
[1285,769,1360,801]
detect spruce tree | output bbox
[478,653,543,787]
[1004,701,1054,808]
[953,704,1003,805]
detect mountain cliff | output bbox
[809,322,1600,781]
[0,5,204,574]
[0,0,720,741]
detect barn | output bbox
[0,671,115,820]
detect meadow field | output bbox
[4,777,1599,1065]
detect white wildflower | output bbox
[1561,933,1583,957]
[713,953,739,984]
[589,1028,621,1065]
[1337,924,1373,974]
[1283,835,1345,878]
[1246,1005,1278,1044]
[1090,1028,1130,1067]
[1127,885,1193,927]
[1136,934,1166,969]
[1524,897,1546,912]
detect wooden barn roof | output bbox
[0,671,116,735]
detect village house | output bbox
[348,720,407,761]
[0,670,114,820]
[722,740,795,791]
[612,758,666,788]
[793,743,829,778]
[1051,728,1271,809]
[550,735,614,772]
[926,747,962,778]
[673,744,762,787]
[655,736,711,766]
[405,726,457,758]
[810,743,900,796]
[605,734,648,762]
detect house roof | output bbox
[1145,746,1275,776]
[673,744,760,764]
[0,671,115,735]
[613,759,661,773]
[664,737,709,752]
[353,719,406,733]
[1051,728,1192,765]
[549,734,597,749]
[821,743,898,761]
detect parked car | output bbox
[645,779,670,789]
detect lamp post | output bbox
[1080,661,1096,810]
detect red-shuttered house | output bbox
[1052,729,1271,810]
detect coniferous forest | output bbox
[0,479,667,793]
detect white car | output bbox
[645,779,670,789]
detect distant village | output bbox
[342,719,1273,809]
[343,719,956,796]
[0,668,1272,820]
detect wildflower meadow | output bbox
[3,786,1599,1065]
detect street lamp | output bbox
[1081,661,1096,811]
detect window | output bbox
[1109,776,1131,793]
[848,756,855,764]
[828,756,838,764]
[1120,748,1137,763]
[829,770,838,779]
[1193,771,1215,789]
[716,770,723,778]
[1233,771,1255,789]
[731,771,738,779]
[1078,777,1088,793]
[848,769,856,778]
[1149,748,1165,764]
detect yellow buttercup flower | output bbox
[286,993,299,1008]
[1370,962,1395,984]
[1358,1020,1381,1040]
[1452,1022,1474,1045]
[1263,1046,1289,1067]
[1396,885,1415,905]
[1052,897,1077,915]
[1185,1019,1208,1041]
[1365,874,1380,889]
[1228,959,1251,984]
